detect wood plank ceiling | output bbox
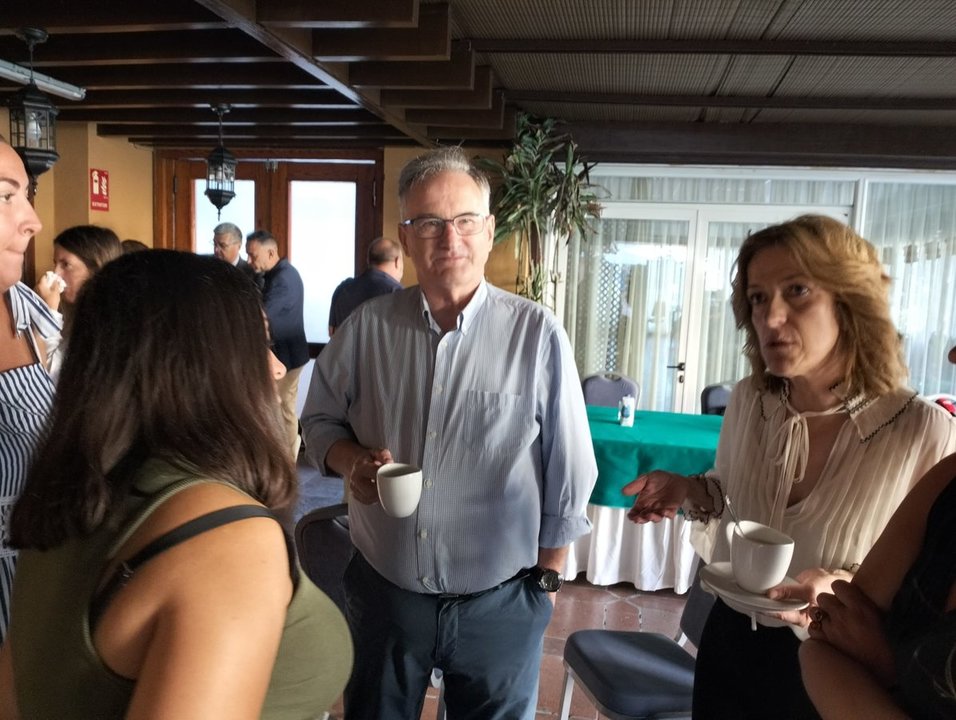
[3,0,956,166]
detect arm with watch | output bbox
[530,546,570,602]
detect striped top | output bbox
[0,283,60,638]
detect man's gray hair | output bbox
[213,222,242,244]
[398,146,490,216]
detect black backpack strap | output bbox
[90,505,282,630]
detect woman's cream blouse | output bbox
[694,379,956,577]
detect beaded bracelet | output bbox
[683,473,724,522]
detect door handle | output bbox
[666,362,686,371]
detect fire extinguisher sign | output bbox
[90,168,110,211]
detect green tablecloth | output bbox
[586,405,723,508]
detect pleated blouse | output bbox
[697,379,956,576]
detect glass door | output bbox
[567,204,697,411]
[567,203,851,412]
[157,152,382,349]
[681,206,852,412]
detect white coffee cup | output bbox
[725,520,794,594]
[376,463,423,518]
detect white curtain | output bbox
[566,217,689,410]
[864,182,956,395]
[564,171,956,409]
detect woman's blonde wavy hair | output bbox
[730,214,906,397]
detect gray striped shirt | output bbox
[302,281,596,594]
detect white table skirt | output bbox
[564,504,697,594]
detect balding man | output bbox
[211,222,256,283]
[246,230,309,456]
[328,237,404,336]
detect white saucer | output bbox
[700,562,809,614]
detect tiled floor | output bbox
[296,455,689,720]
[534,577,688,719]
[323,577,688,720]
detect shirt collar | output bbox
[419,280,488,335]
[10,283,30,334]
[771,379,919,443]
[9,282,59,340]
[830,381,919,443]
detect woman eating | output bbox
[625,215,956,719]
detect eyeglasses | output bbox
[401,213,488,239]
[213,240,239,250]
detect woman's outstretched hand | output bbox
[624,470,689,523]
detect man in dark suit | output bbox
[212,222,257,284]
[246,229,309,456]
[328,236,404,336]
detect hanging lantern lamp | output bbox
[204,103,237,218]
[6,27,59,196]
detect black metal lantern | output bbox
[204,104,237,218]
[7,28,58,196]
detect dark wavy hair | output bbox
[11,251,296,550]
[54,224,122,273]
[730,214,906,397]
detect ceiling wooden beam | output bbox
[507,90,956,111]
[197,0,432,145]
[258,0,418,29]
[37,62,316,89]
[405,91,505,127]
[350,45,474,88]
[59,88,356,109]
[426,108,517,141]
[57,107,379,124]
[0,30,275,66]
[97,123,407,139]
[562,121,956,169]
[144,138,419,150]
[381,66,493,108]
[0,0,225,33]
[467,38,956,57]
[312,4,450,61]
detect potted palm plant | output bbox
[479,115,603,310]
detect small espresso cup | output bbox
[376,463,423,518]
[726,520,794,594]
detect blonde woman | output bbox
[626,216,956,719]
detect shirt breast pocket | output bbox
[463,390,536,455]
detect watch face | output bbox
[537,568,563,592]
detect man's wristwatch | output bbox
[529,566,564,592]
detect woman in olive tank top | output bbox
[1,251,352,719]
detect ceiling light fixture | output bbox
[6,27,59,197]
[204,103,237,219]
[0,59,86,101]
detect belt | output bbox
[435,568,530,600]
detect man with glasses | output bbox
[211,222,256,283]
[302,146,596,719]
